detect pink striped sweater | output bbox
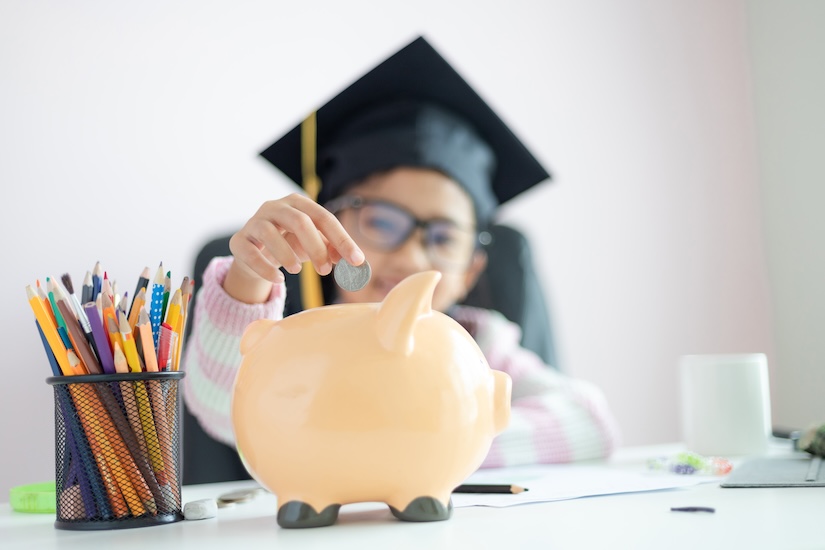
[182,257,621,467]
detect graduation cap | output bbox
[259,36,551,310]
[260,35,551,225]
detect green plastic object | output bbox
[9,481,56,513]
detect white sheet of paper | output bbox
[451,464,722,508]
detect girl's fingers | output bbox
[228,234,284,283]
[282,195,365,266]
[283,233,332,276]
[233,194,365,281]
[276,204,335,274]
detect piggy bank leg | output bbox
[277,501,342,528]
[388,496,453,522]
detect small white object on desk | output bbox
[183,498,218,520]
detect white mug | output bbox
[679,353,772,456]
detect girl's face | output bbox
[333,167,487,312]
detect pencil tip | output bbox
[61,273,74,294]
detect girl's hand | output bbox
[225,194,365,303]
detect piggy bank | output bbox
[231,270,511,528]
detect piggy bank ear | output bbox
[240,319,277,354]
[375,271,441,355]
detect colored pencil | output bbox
[62,273,99,362]
[137,309,159,373]
[114,342,167,486]
[76,378,151,517]
[84,302,115,374]
[66,351,130,518]
[26,285,71,375]
[127,287,146,332]
[46,278,74,351]
[81,270,93,305]
[56,298,98,375]
[35,321,62,376]
[453,484,529,494]
[156,323,175,372]
[92,261,103,302]
[129,266,151,319]
[160,271,171,328]
[60,273,88,327]
[94,383,163,512]
[149,264,164,347]
[118,315,142,373]
[163,289,181,335]
[173,279,193,372]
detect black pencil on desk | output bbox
[453,484,528,494]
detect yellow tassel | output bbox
[300,111,325,309]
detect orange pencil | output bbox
[26,285,71,375]
[74,382,148,516]
[107,316,124,360]
[102,292,117,325]
[66,352,130,517]
[137,309,159,373]
[129,266,151,320]
[127,287,146,332]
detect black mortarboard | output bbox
[260,36,551,224]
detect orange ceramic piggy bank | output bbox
[231,271,511,528]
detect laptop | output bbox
[720,454,825,488]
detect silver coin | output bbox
[333,258,371,291]
[216,487,266,507]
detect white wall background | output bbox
[745,0,825,434]
[0,0,818,498]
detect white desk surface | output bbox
[3,443,823,550]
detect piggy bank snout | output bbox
[491,370,512,435]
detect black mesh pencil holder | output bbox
[47,372,185,530]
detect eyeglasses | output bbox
[326,195,481,271]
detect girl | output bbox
[182,37,620,483]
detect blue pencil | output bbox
[91,261,103,302]
[150,264,165,347]
[36,321,61,376]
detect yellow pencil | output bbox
[107,316,124,366]
[146,379,177,509]
[114,343,166,485]
[26,285,71,375]
[173,281,193,372]
[118,315,142,373]
[163,289,181,334]
[115,344,150,472]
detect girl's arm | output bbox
[181,256,286,445]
